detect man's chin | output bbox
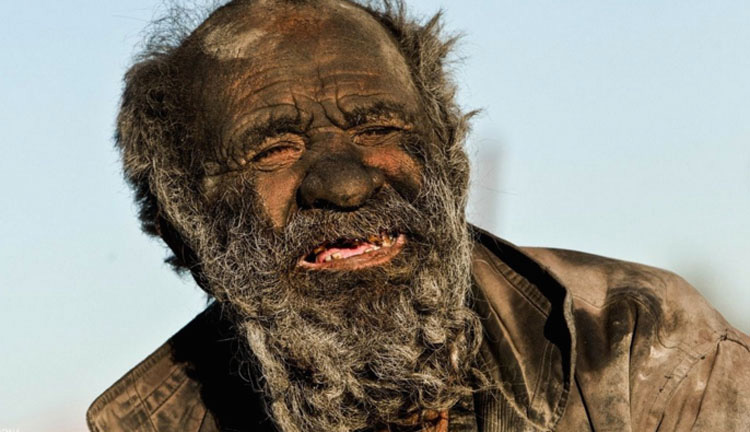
[297,233,407,271]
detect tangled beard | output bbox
[167,163,483,432]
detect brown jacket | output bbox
[87,229,750,431]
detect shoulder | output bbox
[87,303,273,432]
[523,247,750,429]
[87,303,279,432]
[521,246,748,350]
[470,228,750,429]
[86,307,222,432]
[86,344,207,432]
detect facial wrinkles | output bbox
[208,58,423,225]
[224,68,417,131]
[199,1,420,106]
[193,1,422,188]
[199,0,415,86]
[183,2,464,308]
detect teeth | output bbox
[312,232,400,263]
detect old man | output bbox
[88,0,750,431]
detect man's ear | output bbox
[154,211,211,293]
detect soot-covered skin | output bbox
[180,0,425,230]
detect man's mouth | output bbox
[298,231,406,270]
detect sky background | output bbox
[1,0,748,430]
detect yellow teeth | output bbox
[312,233,399,264]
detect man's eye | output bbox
[251,143,304,170]
[353,126,403,147]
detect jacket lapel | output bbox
[470,227,576,431]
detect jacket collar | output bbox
[87,228,576,432]
[470,227,576,430]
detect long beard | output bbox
[172,161,482,432]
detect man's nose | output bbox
[298,158,385,210]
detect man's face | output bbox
[159,1,481,431]
[193,1,424,270]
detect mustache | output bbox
[270,187,430,268]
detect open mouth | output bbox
[298,231,406,270]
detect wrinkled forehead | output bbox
[187,0,413,85]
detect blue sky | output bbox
[1,1,748,429]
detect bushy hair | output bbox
[115,5,484,431]
[116,0,472,269]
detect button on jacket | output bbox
[87,228,750,431]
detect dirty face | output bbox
[190,0,425,272]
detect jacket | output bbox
[87,228,750,431]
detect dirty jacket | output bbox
[87,228,750,431]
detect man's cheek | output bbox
[362,148,422,201]
[255,170,304,229]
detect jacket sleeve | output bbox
[660,334,750,431]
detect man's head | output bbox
[117,0,483,430]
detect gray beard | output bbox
[167,165,483,432]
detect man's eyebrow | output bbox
[234,114,308,147]
[341,102,413,129]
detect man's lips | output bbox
[298,232,406,270]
